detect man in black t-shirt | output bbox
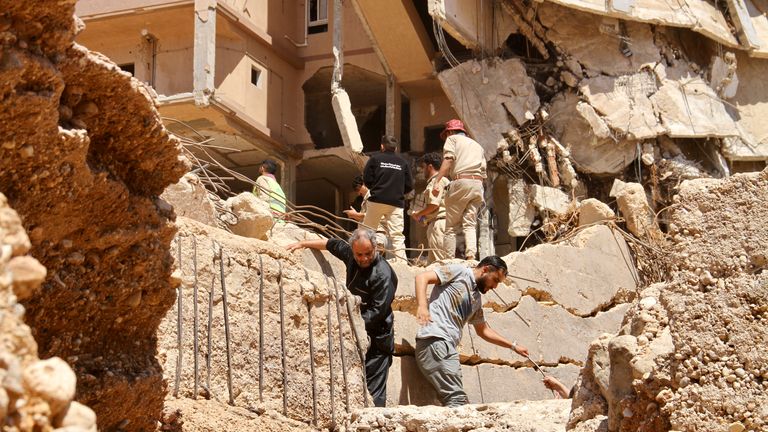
[286,227,397,407]
[362,135,413,263]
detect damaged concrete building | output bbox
[1,0,767,431]
[75,0,768,259]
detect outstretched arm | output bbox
[543,376,570,399]
[285,239,329,253]
[431,158,453,197]
[472,321,529,357]
[415,271,440,325]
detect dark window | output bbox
[308,0,328,34]
[424,125,444,154]
[251,67,261,86]
[118,63,135,76]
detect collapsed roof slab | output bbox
[650,63,741,138]
[538,4,662,77]
[580,72,665,140]
[539,0,739,49]
[437,58,540,159]
[721,52,768,160]
[740,0,768,58]
[548,92,638,175]
[429,0,518,52]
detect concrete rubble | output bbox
[157,217,369,430]
[568,170,768,432]
[346,399,571,432]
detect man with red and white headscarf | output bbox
[430,119,486,261]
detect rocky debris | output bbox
[0,195,97,431]
[346,399,571,432]
[0,1,187,429]
[161,173,220,229]
[157,217,368,429]
[569,170,768,432]
[161,397,311,432]
[579,199,615,227]
[438,58,540,158]
[507,179,536,237]
[531,185,571,215]
[223,192,274,240]
[610,180,663,244]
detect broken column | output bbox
[609,180,663,243]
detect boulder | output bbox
[225,192,274,240]
[161,172,219,228]
[578,198,615,227]
[609,180,663,243]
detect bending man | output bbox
[286,228,397,406]
[414,256,529,407]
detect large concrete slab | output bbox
[394,296,630,367]
[539,0,739,49]
[461,297,631,365]
[503,225,639,316]
[386,355,581,406]
[438,58,540,159]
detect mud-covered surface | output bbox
[0,1,186,430]
[569,170,768,432]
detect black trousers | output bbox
[365,330,394,407]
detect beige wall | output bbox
[75,6,195,96]
[410,92,457,152]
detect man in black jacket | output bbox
[362,135,413,262]
[286,227,397,407]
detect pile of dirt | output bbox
[0,1,186,430]
[569,170,768,431]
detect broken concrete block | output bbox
[538,4,661,76]
[331,88,364,153]
[548,92,638,175]
[580,73,664,140]
[576,102,612,139]
[161,172,219,228]
[709,54,739,99]
[538,0,738,49]
[460,297,631,366]
[650,63,740,138]
[578,198,615,226]
[609,180,663,243]
[438,58,540,158]
[531,185,570,215]
[224,192,273,240]
[561,70,580,87]
[508,179,535,237]
[503,225,638,316]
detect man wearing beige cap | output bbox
[430,119,486,261]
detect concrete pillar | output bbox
[478,180,495,259]
[386,74,402,144]
[193,0,217,105]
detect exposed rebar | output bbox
[278,261,288,416]
[206,273,214,399]
[258,254,264,403]
[306,289,318,426]
[330,276,350,412]
[326,285,337,428]
[342,276,369,407]
[192,236,199,399]
[218,245,235,405]
[174,237,182,398]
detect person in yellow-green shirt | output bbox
[253,159,287,218]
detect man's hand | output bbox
[542,376,570,399]
[512,343,529,357]
[343,207,363,221]
[285,242,305,252]
[416,305,431,325]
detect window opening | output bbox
[308,0,328,34]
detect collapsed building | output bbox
[0,0,767,432]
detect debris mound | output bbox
[569,169,768,432]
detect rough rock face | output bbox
[0,195,97,431]
[0,1,187,429]
[569,170,768,432]
[157,217,368,429]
